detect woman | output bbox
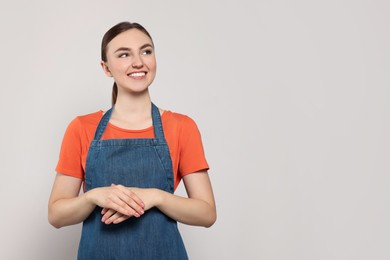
[48,22,216,259]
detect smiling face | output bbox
[101,29,156,95]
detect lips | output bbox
[128,71,147,79]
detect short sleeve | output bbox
[55,117,84,179]
[178,116,209,176]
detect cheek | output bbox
[145,57,157,71]
[109,62,128,75]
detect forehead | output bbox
[107,29,153,52]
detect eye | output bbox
[118,53,129,58]
[142,49,153,55]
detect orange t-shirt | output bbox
[55,110,209,190]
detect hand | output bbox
[86,184,145,221]
[129,188,160,211]
[101,187,161,225]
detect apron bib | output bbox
[78,103,188,260]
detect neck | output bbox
[110,89,154,131]
[114,89,152,116]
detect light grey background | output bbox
[0,0,389,259]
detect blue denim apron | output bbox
[78,103,188,260]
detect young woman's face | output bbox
[102,29,156,94]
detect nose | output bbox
[132,54,143,68]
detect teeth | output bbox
[129,72,146,77]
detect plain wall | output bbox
[1,0,389,259]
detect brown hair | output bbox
[101,22,154,105]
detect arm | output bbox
[48,173,145,228]
[156,116,216,227]
[48,173,94,228]
[102,171,216,227]
[156,170,216,227]
[115,171,216,227]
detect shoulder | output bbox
[163,110,198,127]
[162,110,201,136]
[76,110,103,126]
[64,111,103,135]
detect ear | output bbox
[101,61,113,77]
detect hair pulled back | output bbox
[101,22,153,105]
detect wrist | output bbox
[84,189,96,205]
[153,188,165,208]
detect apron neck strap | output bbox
[93,102,165,142]
[151,103,166,141]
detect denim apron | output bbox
[78,103,188,260]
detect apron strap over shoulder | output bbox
[93,107,113,141]
[151,103,166,143]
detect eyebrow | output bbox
[114,43,154,53]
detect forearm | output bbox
[155,189,216,228]
[48,193,96,229]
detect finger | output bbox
[113,186,145,215]
[113,215,131,224]
[116,185,145,208]
[102,208,138,222]
[105,192,143,217]
[126,189,145,208]
[104,211,122,225]
[125,199,145,216]
[105,195,134,216]
[101,208,116,222]
[105,211,133,225]
[101,207,109,215]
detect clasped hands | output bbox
[87,184,158,225]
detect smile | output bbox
[128,72,146,79]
